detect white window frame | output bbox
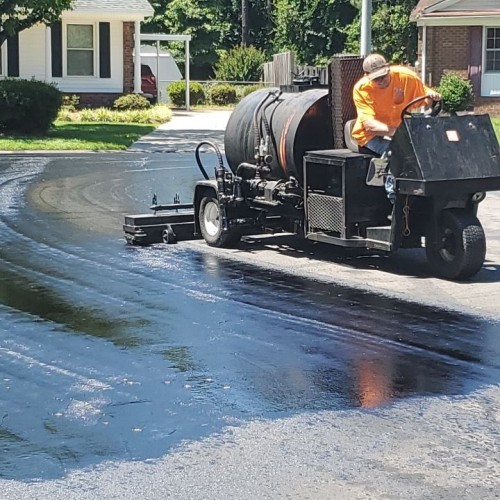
[481,26,500,97]
[0,42,6,77]
[485,26,500,74]
[63,21,97,78]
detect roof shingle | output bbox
[72,0,153,14]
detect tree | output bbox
[241,0,249,46]
[157,0,233,78]
[0,0,74,45]
[273,0,356,64]
[345,0,419,63]
[142,0,272,79]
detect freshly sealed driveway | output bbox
[130,110,500,320]
[0,112,498,498]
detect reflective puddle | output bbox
[0,154,498,481]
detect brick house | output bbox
[412,0,500,114]
[0,0,154,107]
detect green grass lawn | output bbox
[492,117,500,140]
[1,117,500,152]
[0,122,156,151]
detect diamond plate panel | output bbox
[307,194,344,232]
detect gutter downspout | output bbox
[134,20,142,93]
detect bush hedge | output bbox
[214,45,266,82]
[0,79,62,133]
[113,93,151,111]
[208,83,237,105]
[168,81,205,107]
[57,105,172,124]
[437,73,474,114]
[239,84,266,98]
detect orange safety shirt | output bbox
[352,65,433,147]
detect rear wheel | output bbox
[426,209,486,280]
[199,196,240,247]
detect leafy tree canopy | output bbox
[142,0,273,78]
[345,0,418,63]
[0,0,74,44]
[273,0,357,65]
[143,0,421,79]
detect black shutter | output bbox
[7,33,20,77]
[468,26,482,98]
[51,21,63,77]
[99,22,111,78]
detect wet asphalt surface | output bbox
[0,151,499,489]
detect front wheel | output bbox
[425,209,486,280]
[198,196,240,248]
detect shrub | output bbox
[113,93,151,111]
[57,105,172,125]
[0,79,62,133]
[61,94,80,112]
[239,84,266,98]
[208,83,237,105]
[437,73,474,114]
[214,45,266,82]
[168,81,205,107]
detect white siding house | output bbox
[0,0,154,106]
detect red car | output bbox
[141,64,157,103]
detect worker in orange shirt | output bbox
[352,53,441,156]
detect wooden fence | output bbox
[263,51,328,87]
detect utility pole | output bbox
[360,0,372,56]
[242,0,249,46]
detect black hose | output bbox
[261,90,281,138]
[252,92,273,152]
[195,140,225,180]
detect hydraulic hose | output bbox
[252,92,273,153]
[195,140,225,180]
[261,90,281,139]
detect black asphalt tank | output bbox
[224,88,332,183]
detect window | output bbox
[67,24,94,76]
[486,27,500,72]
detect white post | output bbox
[45,25,52,82]
[156,40,160,101]
[360,0,372,56]
[421,25,427,83]
[134,20,142,93]
[185,39,190,111]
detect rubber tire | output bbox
[425,209,486,280]
[199,196,240,248]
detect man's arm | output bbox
[423,83,441,101]
[353,86,397,138]
[362,118,397,137]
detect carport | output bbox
[134,33,192,110]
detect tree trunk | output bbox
[241,0,249,46]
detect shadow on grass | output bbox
[0,122,156,151]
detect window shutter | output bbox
[468,26,482,97]
[51,21,63,77]
[7,33,20,77]
[99,22,111,78]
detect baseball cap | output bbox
[363,54,390,80]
